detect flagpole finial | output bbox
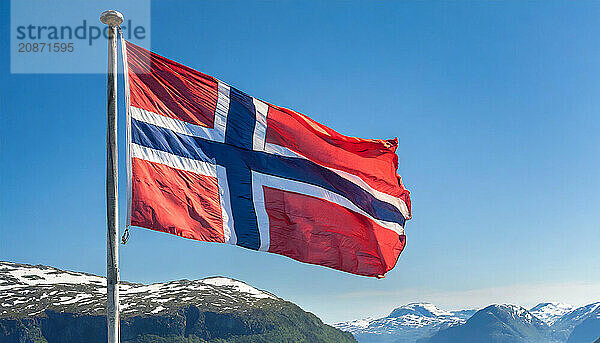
[100,10,124,27]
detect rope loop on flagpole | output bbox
[121,227,130,245]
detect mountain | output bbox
[564,305,600,343]
[553,302,600,342]
[530,303,575,326]
[415,302,600,343]
[0,261,355,343]
[419,304,558,343]
[566,311,600,343]
[337,301,600,343]
[334,303,475,343]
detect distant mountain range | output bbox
[335,303,475,343]
[335,301,600,343]
[0,261,355,343]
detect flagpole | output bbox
[100,10,123,343]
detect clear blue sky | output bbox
[1,1,599,323]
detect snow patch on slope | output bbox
[530,302,574,326]
[0,263,105,289]
[201,277,272,299]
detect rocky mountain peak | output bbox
[480,304,546,327]
[388,303,453,318]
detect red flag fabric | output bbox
[123,40,411,277]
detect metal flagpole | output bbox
[100,10,124,343]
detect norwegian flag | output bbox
[122,41,411,277]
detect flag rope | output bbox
[118,27,133,231]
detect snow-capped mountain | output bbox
[0,261,275,318]
[554,302,600,330]
[387,303,455,318]
[337,301,600,343]
[0,261,355,343]
[530,302,575,326]
[423,304,557,343]
[552,302,600,342]
[334,303,475,343]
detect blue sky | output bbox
[1,1,599,323]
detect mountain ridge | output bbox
[420,304,556,343]
[334,302,475,343]
[0,261,355,343]
[336,301,600,343]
